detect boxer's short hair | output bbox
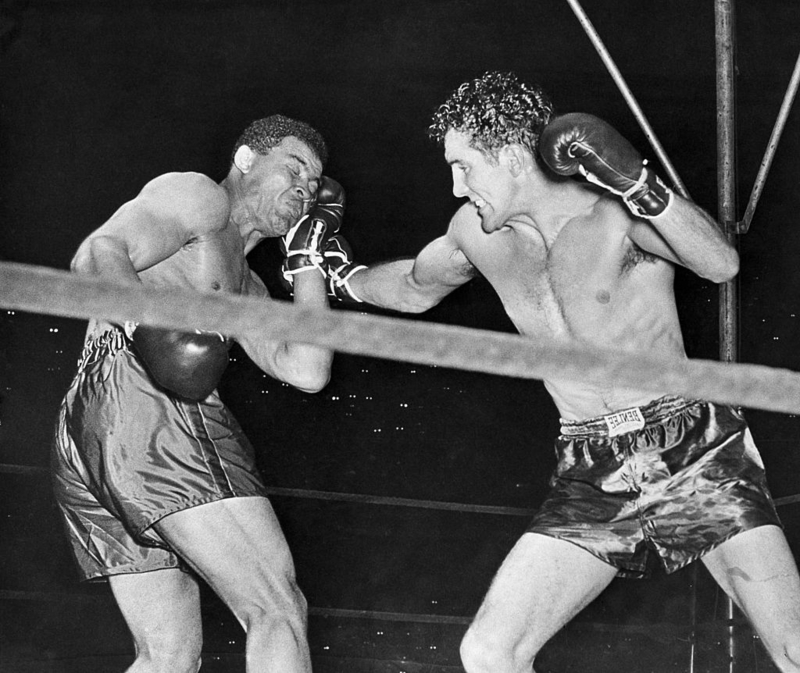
[233,114,328,166]
[429,71,555,160]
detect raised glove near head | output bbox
[281,176,345,281]
[324,234,366,302]
[132,325,231,401]
[539,112,673,219]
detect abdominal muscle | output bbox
[494,259,687,421]
[457,197,688,421]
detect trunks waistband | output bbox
[559,396,700,438]
[76,327,129,371]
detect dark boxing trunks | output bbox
[52,328,268,580]
[527,396,781,578]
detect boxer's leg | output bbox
[154,496,311,673]
[460,532,619,673]
[703,525,800,672]
[109,567,202,673]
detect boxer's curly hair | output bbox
[429,71,555,160]
[232,114,328,166]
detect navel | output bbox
[595,289,611,304]
[211,281,221,291]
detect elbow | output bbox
[295,374,330,394]
[399,298,436,314]
[367,294,437,314]
[70,235,128,275]
[397,281,443,314]
[708,249,740,284]
[287,364,331,394]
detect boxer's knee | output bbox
[236,574,309,652]
[243,577,308,633]
[460,623,537,673]
[130,627,202,673]
[773,636,800,672]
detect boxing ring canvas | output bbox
[1,0,800,671]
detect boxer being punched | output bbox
[52,115,343,673]
[342,72,800,672]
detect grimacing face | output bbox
[242,136,323,237]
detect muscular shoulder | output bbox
[595,199,670,270]
[585,199,667,274]
[429,204,480,278]
[136,172,231,235]
[448,202,482,241]
[443,203,481,255]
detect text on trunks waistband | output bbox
[603,407,646,436]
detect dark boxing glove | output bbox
[539,112,673,219]
[281,176,345,282]
[324,234,366,302]
[132,325,231,401]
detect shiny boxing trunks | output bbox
[527,396,781,577]
[52,328,268,580]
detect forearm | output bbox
[271,270,333,392]
[349,259,452,313]
[651,197,739,282]
[539,113,739,284]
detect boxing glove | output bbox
[132,325,231,401]
[324,234,366,302]
[281,176,345,281]
[539,112,673,219]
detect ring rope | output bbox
[263,486,537,516]
[0,588,741,634]
[4,463,798,511]
[3,262,800,414]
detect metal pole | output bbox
[740,50,800,233]
[564,0,690,199]
[716,0,739,366]
[715,1,741,672]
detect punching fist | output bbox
[281,176,345,281]
[539,113,673,219]
[324,234,366,302]
[132,326,231,401]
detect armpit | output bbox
[449,248,481,279]
[621,241,661,274]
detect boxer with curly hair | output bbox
[343,71,800,673]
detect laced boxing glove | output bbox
[281,176,345,282]
[132,325,231,401]
[539,112,674,219]
[324,234,366,303]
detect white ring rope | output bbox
[2,262,800,415]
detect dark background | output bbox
[1,1,799,671]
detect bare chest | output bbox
[467,226,659,343]
[140,227,248,294]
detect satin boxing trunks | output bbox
[52,328,269,580]
[527,396,781,578]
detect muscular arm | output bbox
[70,173,228,280]
[627,196,739,283]
[539,113,739,284]
[71,173,251,402]
[348,227,477,313]
[237,269,333,393]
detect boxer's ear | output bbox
[233,145,256,173]
[502,143,528,177]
